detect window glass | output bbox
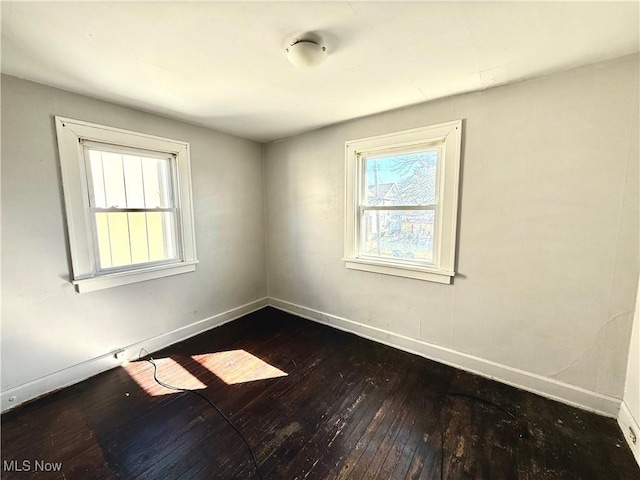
[86,146,178,271]
[55,116,198,292]
[361,209,435,263]
[344,120,462,284]
[363,149,438,206]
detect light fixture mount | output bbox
[286,36,327,68]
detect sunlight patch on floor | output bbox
[192,350,288,385]
[123,357,206,396]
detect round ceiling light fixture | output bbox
[286,38,327,68]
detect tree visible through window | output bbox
[362,148,438,263]
[345,120,462,284]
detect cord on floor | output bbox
[138,348,264,480]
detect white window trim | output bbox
[344,120,462,284]
[55,116,198,293]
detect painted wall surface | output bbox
[264,54,639,399]
[624,280,640,421]
[1,75,267,392]
[622,98,640,436]
[623,75,640,423]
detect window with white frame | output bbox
[344,120,462,284]
[55,117,198,293]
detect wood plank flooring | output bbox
[2,307,639,479]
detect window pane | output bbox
[95,212,177,270]
[122,155,145,208]
[86,148,173,208]
[95,212,112,267]
[105,212,131,267]
[146,212,177,261]
[88,150,107,208]
[102,152,127,208]
[364,149,437,206]
[361,209,435,263]
[142,157,173,208]
[128,212,150,264]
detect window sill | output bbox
[344,257,453,284]
[72,260,198,293]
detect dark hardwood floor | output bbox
[2,307,639,479]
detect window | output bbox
[344,120,462,284]
[55,117,197,293]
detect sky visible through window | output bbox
[362,149,438,262]
[365,150,437,205]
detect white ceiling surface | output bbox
[2,2,639,142]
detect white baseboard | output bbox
[268,297,621,418]
[1,297,269,413]
[2,295,625,423]
[618,401,640,466]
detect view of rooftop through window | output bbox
[362,149,438,263]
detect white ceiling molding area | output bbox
[2,1,638,142]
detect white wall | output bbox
[625,295,640,420]
[620,279,640,463]
[264,54,639,412]
[2,55,639,419]
[620,83,640,458]
[1,75,267,409]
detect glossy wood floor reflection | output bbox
[2,307,639,479]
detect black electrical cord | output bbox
[138,349,263,480]
[435,391,531,480]
[137,349,527,480]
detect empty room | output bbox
[1,1,639,479]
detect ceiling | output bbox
[2,1,638,143]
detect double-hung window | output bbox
[56,117,197,293]
[344,120,462,284]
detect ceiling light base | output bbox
[286,39,327,68]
